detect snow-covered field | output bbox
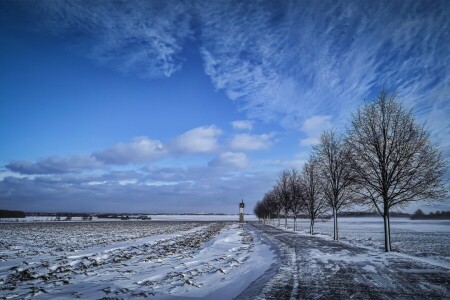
[1,217,448,299]
[268,217,450,268]
[0,221,273,299]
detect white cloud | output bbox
[299,115,333,146]
[7,125,225,174]
[231,120,254,131]
[170,125,222,154]
[94,137,166,164]
[230,133,273,151]
[208,152,249,169]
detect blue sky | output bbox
[0,0,448,213]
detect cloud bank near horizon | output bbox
[1,124,279,212]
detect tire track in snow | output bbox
[244,222,450,299]
[239,223,300,299]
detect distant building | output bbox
[239,199,245,223]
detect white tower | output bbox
[239,199,245,223]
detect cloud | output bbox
[6,125,224,175]
[1,1,449,213]
[229,133,273,151]
[13,0,193,79]
[0,160,280,213]
[93,125,224,164]
[9,1,449,150]
[141,166,188,182]
[6,155,103,175]
[94,137,166,164]
[231,120,253,131]
[170,125,222,154]
[299,115,333,146]
[208,152,249,169]
[5,125,226,176]
[197,1,449,153]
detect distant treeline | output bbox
[0,209,25,218]
[97,214,150,220]
[410,209,450,220]
[27,212,93,217]
[337,211,411,218]
[26,212,228,217]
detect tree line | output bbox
[410,209,450,220]
[254,90,448,252]
[0,209,25,218]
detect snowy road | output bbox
[239,222,450,299]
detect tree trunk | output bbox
[285,210,288,228]
[335,212,339,240]
[277,211,280,227]
[387,213,392,250]
[383,214,391,252]
[310,219,314,235]
[333,207,338,240]
[294,216,297,231]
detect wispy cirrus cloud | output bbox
[197,0,449,149]
[10,0,448,148]
[15,0,193,79]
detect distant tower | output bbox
[239,199,245,223]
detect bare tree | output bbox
[314,130,355,240]
[288,168,304,231]
[275,170,291,228]
[267,188,282,226]
[348,90,448,251]
[302,158,326,234]
[253,200,265,222]
[254,198,271,223]
[262,191,278,225]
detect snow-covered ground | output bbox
[1,216,448,299]
[247,223,450,299]
[265,217,450,269]
[0,221,273,299]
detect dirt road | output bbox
[238,223,449,299]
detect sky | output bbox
[0,0,449,214]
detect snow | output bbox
[0,221,273,299]
[264,217,450,269]
[1,216,448,298]
[249,222,450,299]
